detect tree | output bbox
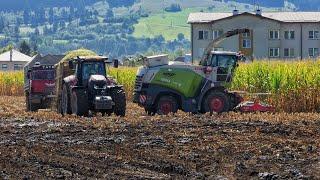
[52,22,59,33]
[177,33,185,41]
[19,40,31,55]
[0,17,5,33]
[13,25,20,41]
[164,4,182,12]
[23,10,30,25]
[49,8,54,24]
[0,44,14,54]
[34,28,40,35]
[105,9,114,21]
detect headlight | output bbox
[94,84,107,89]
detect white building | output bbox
[0,49,32,71]
[188,11,320,61]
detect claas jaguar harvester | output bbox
[55,56,126,116]
[133,29,249,115]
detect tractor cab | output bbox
[69,56,118,87]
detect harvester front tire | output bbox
[203,91,230,114]
[112,89,126,117]
[156,96,178,115]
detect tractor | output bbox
[55,56,126,116]
[133,29,249,115]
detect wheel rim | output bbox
[159,101,173,115]
[210,97,224,112]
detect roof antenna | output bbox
[233,6,239,16]
[256,4,262,16]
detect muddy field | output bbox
[0,96,319,179]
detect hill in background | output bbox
[0,0,317,59]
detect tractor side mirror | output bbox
[113,59,119,68]
[68,61,74,69]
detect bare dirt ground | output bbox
[0,96,319,179]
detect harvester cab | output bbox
[56,56,126,117]
[133,29,249,115]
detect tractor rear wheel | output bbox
[203,91,230,114]
[112,88,126,117]
[25,94,30,112]
[156,96,178,115]
[71,90,88,116]
[26,94,39,112]
[61,84,72,115]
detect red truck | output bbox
[24,62,56,111]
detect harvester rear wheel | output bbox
[203,91,230,114]
[156,96,178,115]
[112,88,126,117]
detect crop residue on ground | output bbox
[0,96,319,179]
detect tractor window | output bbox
[32,70,55,80]
[82,62,106,80]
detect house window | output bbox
[198,30,209,40]
[269,30,279,39]
[309,30,319,39]
[14,64,23,71]
[284,31,295,39]
[309,48,319,57]
[1,64,8,70]
[269,48,280,57]
[213,30,223,39]
[242,31,250,37]
[242,39,251,48]
[284,48,294,57]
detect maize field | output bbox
[0,71,24,96]
[2,60,320,112]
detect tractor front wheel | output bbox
[71,90,88,116]
[203,91,230,114]
[112,88,126,117]
[156,96,178,115]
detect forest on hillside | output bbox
[0,0,136,10]
[0,0,189,59]
[0,0,318,59]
